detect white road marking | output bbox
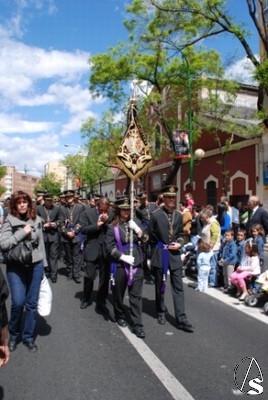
[108,277,267,400]
[118,325,195,400]
[183,277,268,325]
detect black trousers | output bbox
[45,240,59,279]
[83,258,110,306]
[153,266,187,323]
[113,266,144,327]
[63,241,82,279]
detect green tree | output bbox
[89,7,226,183]
[0,162,6,197]
[35,172,63,196]
[80,111,126,192]
[149,0,268,125]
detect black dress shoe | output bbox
[80,300,90,309]
[176,321,194,333]
[157,314,166,325]
[73,277,81,284]
[116,319,127,327]
[132,326,145,339]
[51,276,57,283]
[8,339,17,352]
[95,304,109,316]
[23,342,38,352]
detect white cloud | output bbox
[0,29,107,174]
[0,36,90,104]
[0,112,56,134]
[0,132,62,175]
[225,56,258,85]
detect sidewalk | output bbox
[183,276,268,325]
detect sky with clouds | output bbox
[0,0,259,176]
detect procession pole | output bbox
[116,97,152,286]
[129,179,135,282]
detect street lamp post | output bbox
[179,51,194,186]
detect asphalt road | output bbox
[1,263,267,400]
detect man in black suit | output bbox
[37,193,61,283]
[80,197,114,313]
[246,195,268,236]
[149,185,194,333]
[59,190,84,283]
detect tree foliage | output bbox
[0,162,6,197]
[35,172,63,196]
[88,0,261,186]
[148,0,268,123]
[89,3,228,182]
[60,112,124,194]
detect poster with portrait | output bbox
[173,129,191,159]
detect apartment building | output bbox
[0,166,40,200]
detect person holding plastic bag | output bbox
[0,191,47,353]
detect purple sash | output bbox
[112,226,137,287]
[157,242,169,293]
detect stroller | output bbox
[181,242,197,277]
[244,271,268,309]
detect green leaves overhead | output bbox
[36,173,63,196]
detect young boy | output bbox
[220,229,237,292]
[236,228,247,268]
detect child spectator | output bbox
[236,228,247,268]
[230,240,261,300]
[251,223,265,271]
[196,240,213,292]
[220,230,237,291]
[185,192,195,210]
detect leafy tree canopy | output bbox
[35,172,63,196]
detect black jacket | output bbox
[59,203,84,243]
[105,218,148,267]
[37,204,61,242]
[149,207,184,270]
[80,207,114,262]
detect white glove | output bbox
[128,219,141,234]
[119,254,135,265]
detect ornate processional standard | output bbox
[116,99,152,284]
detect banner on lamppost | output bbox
[117,100,152,180]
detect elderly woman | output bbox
[0,191,47,353]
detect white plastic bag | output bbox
[38,274,52,316]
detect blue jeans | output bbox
[209,250,219,287]
[7,260,44,343]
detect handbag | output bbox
[4,240,35,266]
[38,274,52,317]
